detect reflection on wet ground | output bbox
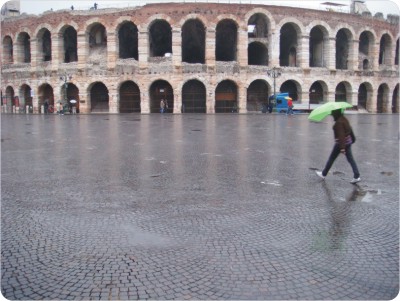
[1,114,399,300]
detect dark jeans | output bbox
[322,143,360,178]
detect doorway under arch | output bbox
[120,81,141,113]
[215,80,237,113]
[247,80,269,112]
[90,82,109,113]
[150,80,174,113]
[182,80,206,113]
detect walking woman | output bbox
[316,109,361,184]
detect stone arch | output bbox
[357,82,373,111]
[309,25,329,67]
[279,22,302,67]
[309,81,328,104]
[36,27,52,62]
[4,86,15,112]
[38,83,54,108]
[358,31,375,70]
[216,19,238,62]
[247,79,270,112]
[377,83,390,113]
[119,80,141,113]
[247,12,269,38]
[245,8,275,31]
[149,80,174,113]
[335,28,353,70]
[86,22,107,60]
[215,79,238,113]
[279,80,301,101]
[117,20,139,60]
[379,33,393,65]
[148,19,172,58]
[248,42,268,66]
[89,82,109,113]
[2,35,13,64]
[182,79,207,113]
[16,32,31,63]
[60,25,78,63]
[182,18,206,64]
[335,81,352,102]
[19,84,33,108]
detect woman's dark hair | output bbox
[332,108,343,120]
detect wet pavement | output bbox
[1,113,399,300]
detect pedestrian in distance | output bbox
[160,99,165,113]
[44,99,49,114]
[315,108,361,184]
[164,99,169,113]
[286,97,294,115]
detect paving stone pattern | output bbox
[1,114,399,300]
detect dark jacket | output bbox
[333,115,353,150]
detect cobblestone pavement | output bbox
[1,113,399,300]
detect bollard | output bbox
[26,105,29,114]
[41,105,44,114]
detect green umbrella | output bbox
[308,101,353,122]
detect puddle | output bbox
[347,188,382,202]
[261,180,282,187]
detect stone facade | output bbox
[1,3,399,114]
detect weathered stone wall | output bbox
[1,3,399,114]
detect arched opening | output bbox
[37,28,52,62]
[362,59,369,70]
[65,83,80,113]
[5,86,15,113]
[216,19,237,62]
[182,80,206,113]
[335,82,348,102]
[392,84,399,113]
[247,13,269,38]
[182,19,205,64]
[63,26,78,63]
[280,23,298,67]
[247,80,269,112]
[88,23,107,60]
[336,29,350,69]
[38,84,54,109]
[379,34,392,65]
[90,82,109,113]
[3,36,13,64]
[357,83,372,111]
[377,84,389,113]
[118,21,138,60]
[358,31,373,69]
[215,80,237,113]
[248,42,268,66]
[120,81,141,113]
[280,80,299,100]
[20,84,33,109]
[17,32,31,63]
[149,20,172,57]
[309,26,326,67]
[149,80,174,113]
[309,81,325,104]
[395,39,399,65]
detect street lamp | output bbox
[59,73,72,105]
[266,66,282,100]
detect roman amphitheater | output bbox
[1,1,399,114]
